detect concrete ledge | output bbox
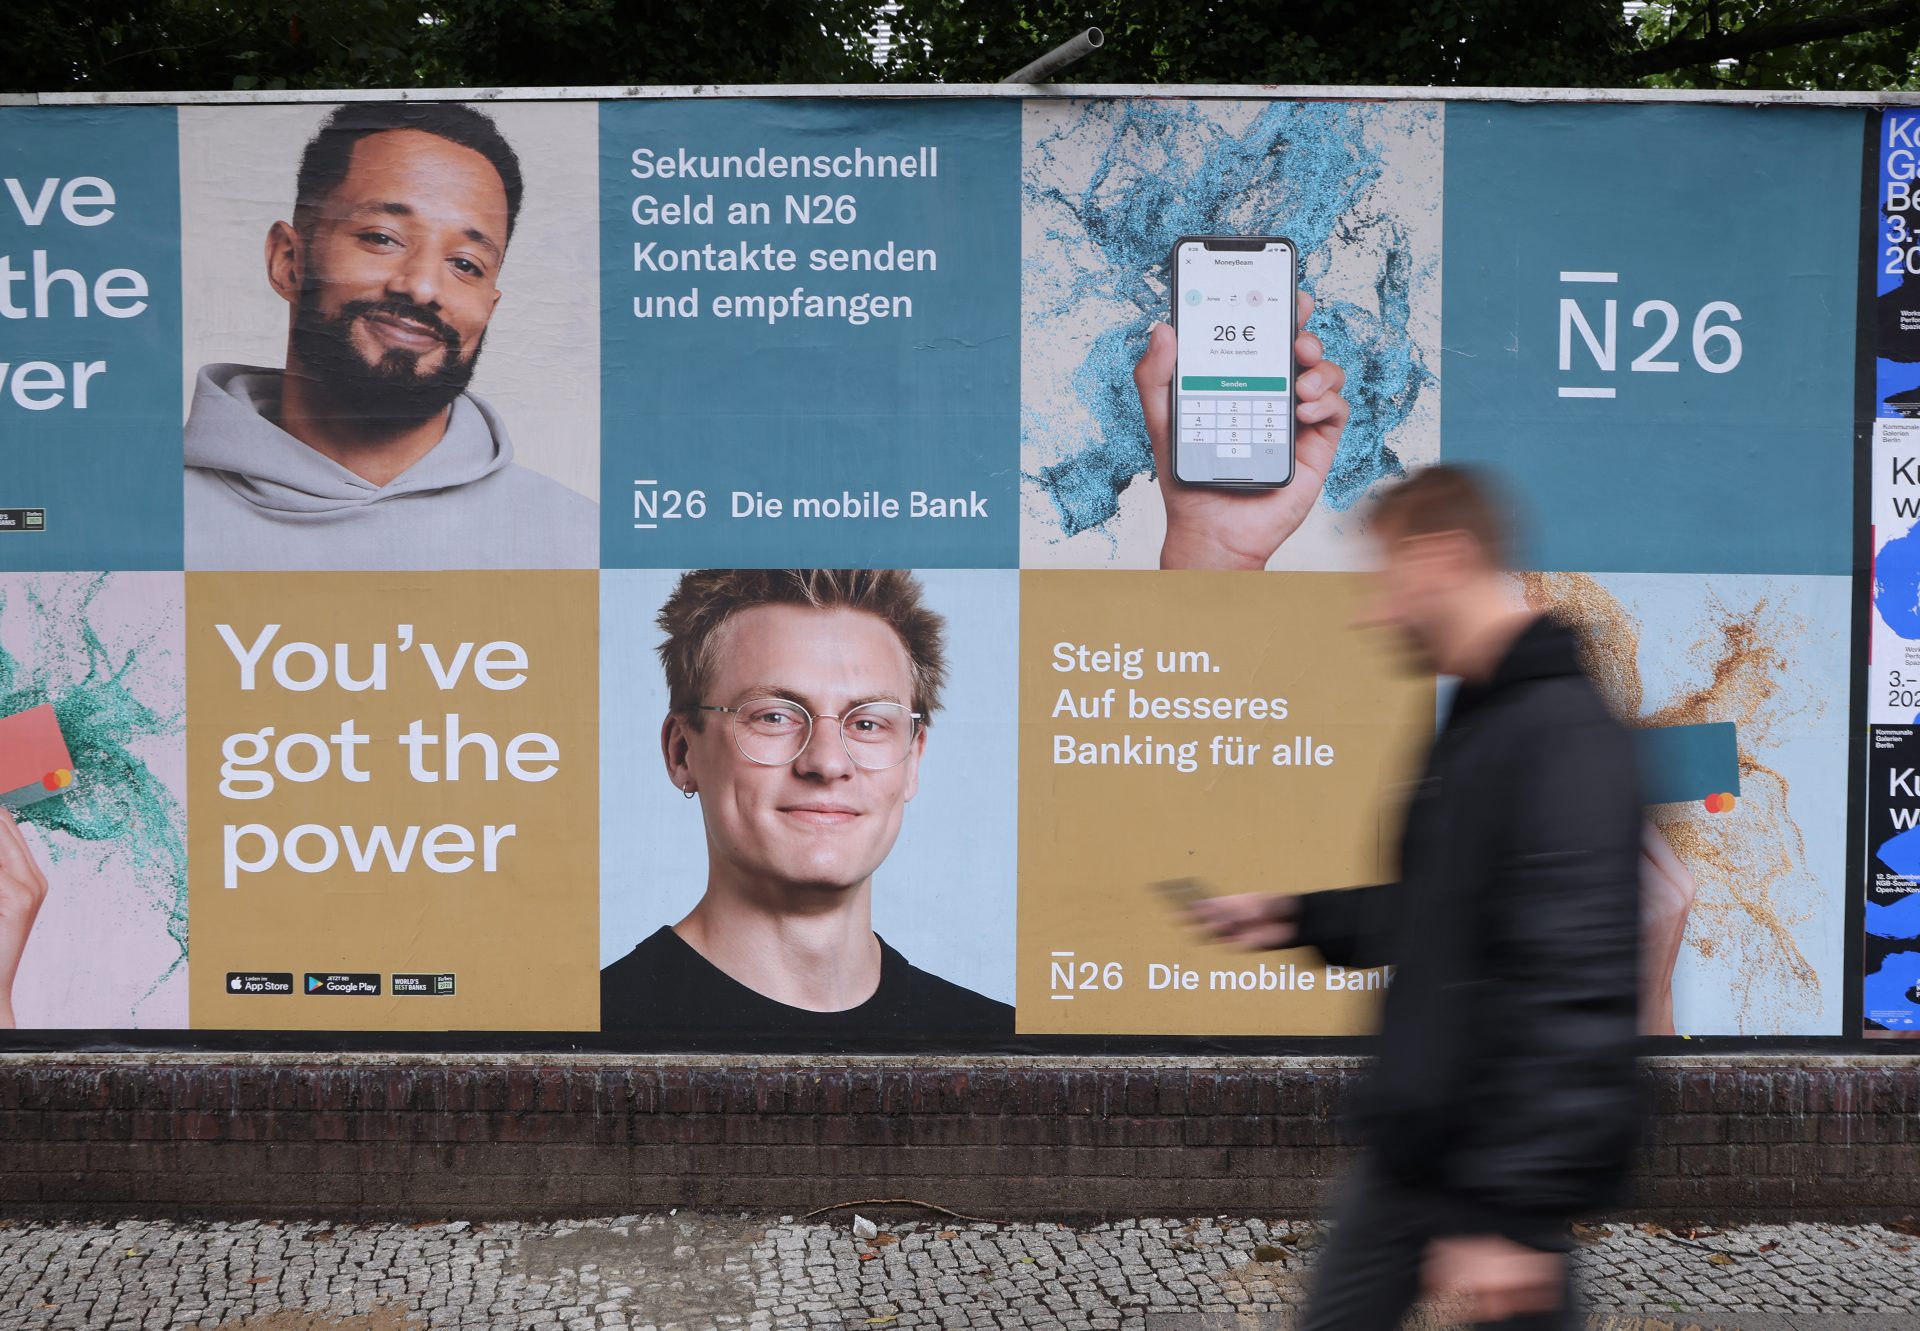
[0,1055,1913,1223]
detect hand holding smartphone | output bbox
[1153,876,1302,951]
[1169,235,1298,488]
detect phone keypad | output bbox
[1178,396,1289,459]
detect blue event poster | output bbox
[0,107,183,571]
[599,99,1020,569]
[1877,108,1920,415]
[1442,104,1857,577]
[1867,725,1920,1032]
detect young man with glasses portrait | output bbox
[599,568,1013,1040]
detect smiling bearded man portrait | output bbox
[183,102,596,571]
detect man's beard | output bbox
[288,287,484,432]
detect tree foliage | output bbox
[2,0,890,93]
[4,0,1918,94]
[1632,1,1920,91]
[881,0,1635,86]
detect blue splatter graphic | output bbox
[1880,824,1920,883]
[1865,950,1920,1027]
[1877,525,1920,639]
[1867,891,1920,939]
[1024,100,1438,542]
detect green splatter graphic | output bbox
[0,574,186,1019]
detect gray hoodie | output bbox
[184,364,598,571]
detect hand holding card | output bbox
[0,805,50,1028]
[0,704,68,1028]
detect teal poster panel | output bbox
[1443,104,1858,576]
[0,107,183,571]
[600,99,1020,569]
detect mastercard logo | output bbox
[1703,791,1736,814]
[39,768,73,792]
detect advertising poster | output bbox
[1868,109,1920,1035]
[1871,418,1920,725]
[599,101,1019,571]
[1876,108,1920,417]
[186,571,599,1031]
[1443,104,1856,578]
[600,568,1016,1046]
[1866,726,1920,1033]
[1020,99,1441,573]
[0,572,187,1029]
[1017,572,1432,1035]
[1520,573,1849,1036]
[175,102,601,572]
[0,89,1874,1046]
[0,107,183,572]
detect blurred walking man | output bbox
[1188,466,1644,1330]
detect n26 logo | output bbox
[1555,271,1742,400]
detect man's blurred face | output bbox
[286,129,507,423]
[676,605,925,897]
[1359,521,1459,675]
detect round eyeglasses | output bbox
[697,698,922,771]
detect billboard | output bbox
[0,89,1870,1043]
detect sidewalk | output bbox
[2,1212,1916,1331]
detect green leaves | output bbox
[881,0,1636,86]
[1,0,1912,93]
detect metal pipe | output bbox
[1001,27,1105,84]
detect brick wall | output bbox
[0,1055,1912,1223]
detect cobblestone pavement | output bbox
[2,1213,1917,1331]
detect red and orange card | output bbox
[0,704,75,810]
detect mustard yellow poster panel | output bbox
[186,571,599,1031]
[1018,570,1433,1035]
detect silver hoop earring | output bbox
[682,785,696,800]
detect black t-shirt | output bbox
[600,926,1014,1046]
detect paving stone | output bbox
[1,1216,1917,1330]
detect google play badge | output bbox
[0,704,77,811]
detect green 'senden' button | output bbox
[1181,375,1288,391]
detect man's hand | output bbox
[1185,892,1299,951]
[1134,291,1351,571]
[1639,820,1698,1037]
[0,807,50,1029]
[1422,1235,1566,1324]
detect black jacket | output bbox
[1294,614,1644,1251]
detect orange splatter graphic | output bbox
[1517,573,1823,1032]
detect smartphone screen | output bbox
[1149,876,1211,909]
[1172,237,1296,487]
